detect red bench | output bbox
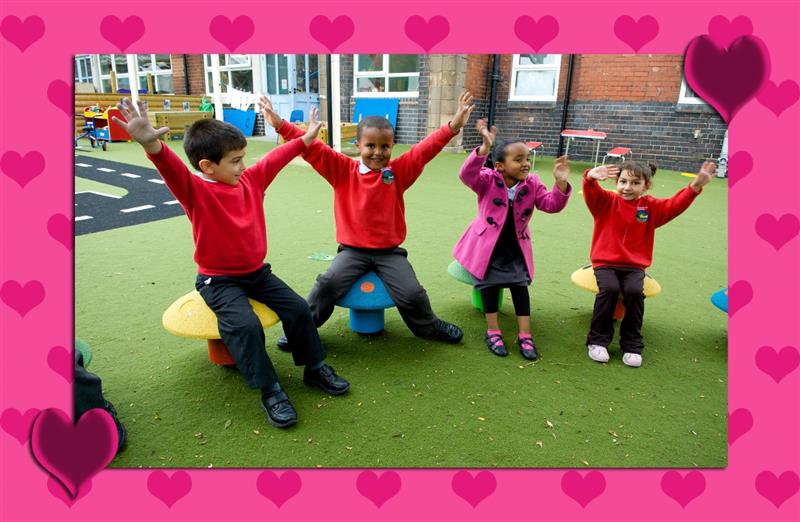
[602,147,632,164]
[526,141,543,169]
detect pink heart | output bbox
[728,408,753,446]
[1,150,45,188]
[1,280,45,318]
[31,408,117,498]
[99,16,145,52]
[1,407,41,445]
[707,15,753,49]
[404,16,449,52]
[685,35,770,123]
[728,280,753,318]
[48,214,72,251]
[727,151,752,188]
[256,470,301,508]
[47,80,72,117]
[356,470,401,508]
[756,471,799,508]
[451,470,496,508]
[755,213,800,251]
[755,346,799,384]
[147,471,192,508]
[1,15,45,52]
[209,15,255,53]
[561,470,606,508]
[661,470,706,508]
[309,15,354,52]
[514,16,559,52]
[48,477,92,508]
[757,79,800,117]
[47,346,72,383]
[613,15,659,52]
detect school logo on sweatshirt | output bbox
[635,207,649,223]
[381,168,395,185]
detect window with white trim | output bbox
[204,54,254,95]
[509,54,561,102]
[96,54,173,93]
[74,55,94,84]
[678,77,706,105]
[354,54,419,97]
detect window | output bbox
[95,54,173,93]
[509,54,561,102]
[204,54,254,95]
[74,55,94,84]
[678,77,706,105]
[264,55,319,95]
[354,54,419,97]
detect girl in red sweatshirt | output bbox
[583,160,716,367]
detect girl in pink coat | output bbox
[452,120,572,360]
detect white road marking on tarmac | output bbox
[121,205,155,213]
[120,173,140,178]
[76,191,122,199]
[147,179,165,184]
[75,216,93,221]
[75,163,93,167]
[97,167,116,172]
[163,200,180,205]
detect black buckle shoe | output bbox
[261,390,298,428]
[517,336,539,361]
[429,319,464,344]
[485,333,508,357]
[303,364,350,395]
[276,335,291,352]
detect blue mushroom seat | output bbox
[336,271,396,334]
[710,288,728,313]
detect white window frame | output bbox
[508,54,562,102]
[204,54,255,100]
[136,54,174,94]
[353,54,419,98]
[94,54,173,94]
[97,54,134,93]
[74,55,94,83]
[678,77,706,105]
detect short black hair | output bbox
[183,119,247,170]
[619,160,658,184]
[485,138,528,168]
[356,116,395,141]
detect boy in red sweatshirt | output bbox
[583,160,716,367]
[113,99,350,429]
[261,93,475,346]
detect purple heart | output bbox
[47,214,72,251]
[209,15,255,53]
[613,15,659,52]
[1,280,45,318]
[514,16,559,52]
[685,35,770,123]
[755,346,799,384]
[757,79,800,117]
[727,151,752,188]
[451,470,496,508]
[755,213,799,251]
[755,471,799,508]
[661,470,706,508]
[99,16,145,52]
[404,16,449,52]
[727,280,752,318]
[561,470,606,508]
[728,408,753,446]
[47,346,73,383]
[31,408,117,498]
[1,15,45,52]
[1,408,41,445]
[48,477,92,508]
[707,15,753,49]
[1,150,45,188]
[309,15,354,52]
[356,470,401,508]
[147,471,192,508]
[47,80,72,117]
[256,470,301,508]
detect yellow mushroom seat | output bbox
[570,264,661,320]
[162,290,280,366]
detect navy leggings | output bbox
[480,285,530,316]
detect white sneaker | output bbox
[587,344,610,363]
[622,353,642,367]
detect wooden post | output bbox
[147,73,155,94]
[110,70,117,93]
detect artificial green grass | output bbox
[75,139,727,468]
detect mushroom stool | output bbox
[75,337,93,368]
[447,260,503,313]
[710,288,728,313]
[336,271,396,334]
[162,290,279,366]
[570,264,661,320]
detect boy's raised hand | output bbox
[449,91,475,134]
[553,155,570,190]
[691,160,716,192]
[113,98,168,154]
[258,95,283,129]
[301,106,323,146]
[475,118,497,156]
[587,165,620,181]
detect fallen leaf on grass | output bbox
[535,441,543,448]
[545,420,554,428]
[478,417,486,422]
[224,419,232,429]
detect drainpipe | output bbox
[557,54,575,156]
[182,54,190,94]
[487,54,500,127]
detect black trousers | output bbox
[196,264,325,390]
[305,246,438,337]
[586,266,646,354]
[480,285,531,316]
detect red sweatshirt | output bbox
[582,171,700,269]
[146,138,307,275]
[277,120,457,248]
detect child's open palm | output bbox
[691,160,716,192]
[449,91,475,133]
[113,98,169,147]
[301,106,323,146]
[587,165,620,181]
[475,119,497,156]
[553,155,570,183]
[258,95,283,129]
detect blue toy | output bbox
[337,271,396,334]
[710,288,728,313]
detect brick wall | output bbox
[170,54,206,95]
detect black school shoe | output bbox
[485,332,508,357]
[276,335,291,352]
[428,319,464,344]
[303,364,350,395]
[261,390,298,428]
[517,336,539,361]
